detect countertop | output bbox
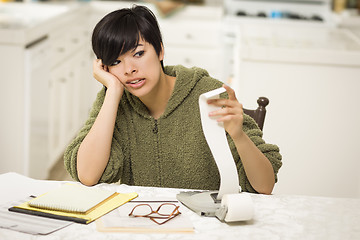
[0,1,89,45]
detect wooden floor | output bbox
[47,155,73,181]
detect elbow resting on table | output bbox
[254,181,275,195]
[256,187,273,195]
[78,172,99,187]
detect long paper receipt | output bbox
[199,87,240,199]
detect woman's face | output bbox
[107,39,164,98]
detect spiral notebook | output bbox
[27,183,115,214]
[9,183,138,224]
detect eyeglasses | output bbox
[128,203,181,225]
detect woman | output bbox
[64,5,282,194]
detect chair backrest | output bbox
[243,97,269,131]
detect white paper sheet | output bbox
[0,197,72,235]
[199,87,240,199]
[96,201,194,233]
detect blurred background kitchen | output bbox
[1,0,360,199]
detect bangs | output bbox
[93,12,142,66]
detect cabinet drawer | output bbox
[50,35,69,68]
[161,20,221,48]
[67,21,91,54]
[49,20,90,69]
[165,47,223,80]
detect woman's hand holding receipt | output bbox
[207,84,275,194]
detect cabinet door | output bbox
[26,39,51,179]
[48,49,96,165]
[49,65,65,165]
[159,17,223,81]
[64,64,77,143]
[48,16,93,166]
[72,48,97,130]
[49,62,76,166]
[160,20,221,48]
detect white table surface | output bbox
[0,172,359,240]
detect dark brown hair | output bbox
[92,5,164,68]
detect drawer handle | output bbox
[185,34,193,40]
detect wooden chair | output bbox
[243,97,269,131]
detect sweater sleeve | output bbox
[229,114,283,193]
[63,88,124,184]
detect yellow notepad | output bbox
[28,184,116,214]
[9,184,138,224]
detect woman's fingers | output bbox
[93,59,119,87]
[223,84,237,101]
[207,85,243,119]
[206,85,244,138]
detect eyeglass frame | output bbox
[128,203,181,225]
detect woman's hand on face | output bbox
[207,84,245,141]
[93,59,124,93]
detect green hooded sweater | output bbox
[64,65,282,193]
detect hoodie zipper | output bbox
[152,119,162,185]
[153,119,158,134]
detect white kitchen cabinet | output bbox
[26,39,51,180]
[49,59,78,166]
[47,14,93,169]
[48,47,93,167]
[159,8,224,80]
[165,46,222,79]
[0,45,26,177]
[0,38,52,180]
[0,3,94,179]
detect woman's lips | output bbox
[126,78,145,88]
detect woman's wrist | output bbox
[231,130,247,144]
[105,83,124,101]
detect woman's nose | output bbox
[124,60,137,75]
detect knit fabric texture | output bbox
[64,65,282,193]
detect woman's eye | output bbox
[134,51,144,57]
[110,60,120,66]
